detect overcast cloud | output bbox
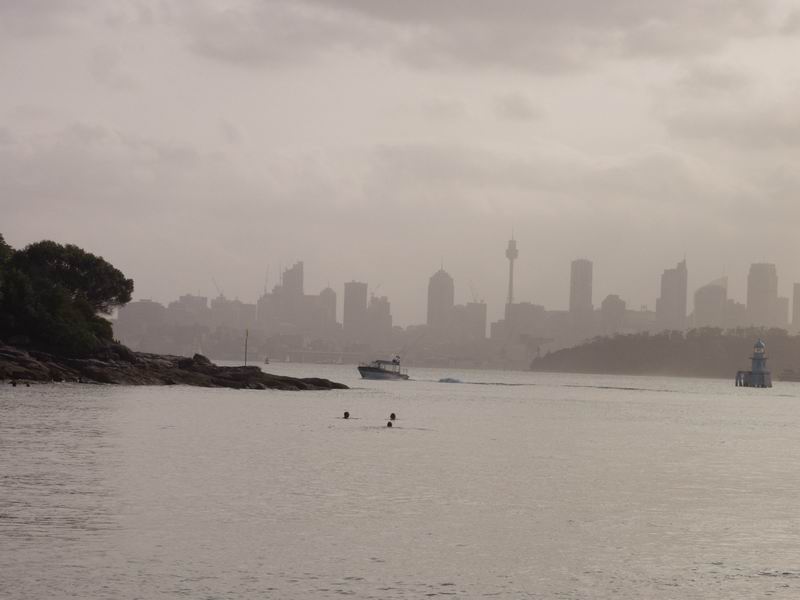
[1,0,800,324]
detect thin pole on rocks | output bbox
[244,329,249,367]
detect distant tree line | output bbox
[530,327,800,378]
[0,233,133,356]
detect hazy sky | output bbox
[2,1,800,325]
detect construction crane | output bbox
[212,277,224,298]
[468,281,483,304]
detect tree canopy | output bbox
[531,327,800,378]
[0,233,11,264]
[0,235,134,356]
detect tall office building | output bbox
[366,295,393,347]
[505,238,518,319]
[569,259,593,313]
[693,277,727,328]
[318,287,337,324]
[282,261,304,298]
[255,263,337,337]
[343,281,368,341]
[747,263,778,326]
[464,302,488,340]
[775,296,790,329]
[427,269,455,330]
[599,294,626,334]
[656,259,688,331]
[794,283,800,333]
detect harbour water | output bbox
[2,365,800,599]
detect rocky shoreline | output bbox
[0,343,348,391]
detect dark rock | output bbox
[0,343,348,391]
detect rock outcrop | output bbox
[0,343,348,391]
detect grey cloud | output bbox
[368,143,576,195]
[305,0,771,67]
[219,120,241,145]
[675,63,751,94]
[89,46,137,90]
[0,0,90,37]
[664,104,800,148]
[493,93,542,121]
[621,20,722,58]
[103,1,161,28]
[181,1,382,67]
[170,0,778,72]
[782,10,800,33]
[0,124,207,215]
[420,98,467,121]
[759,166,800,214]
[303,0,757,30]
[364,143,766,231]
[395,22,599,74]
[576,153,723,214]
[9,104,57,122]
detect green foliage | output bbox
[0,233,11,264]
[0,235,134,356]
[10,240,132,313]
[0,233,12,305]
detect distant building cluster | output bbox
[114,240,800,369]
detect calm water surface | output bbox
[2,365,800,599]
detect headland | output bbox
[0,342,347,391]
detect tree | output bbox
[10,241,132,313]
[0,233,11,264]
[0,239,134,356]
[0,233,12,305]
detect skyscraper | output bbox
[427,268,455,330]
[569,259,593,313]
[656,259,688,331]
[747,263,778,326]
[343,281,368,341]
[318,286,337,324]
[599,294,626,334]
[282,261,304,298]
[793,283,800,333]
[464,302,488,340]
[505,237,518,315]
[366,295,392,348]
[693,276,727,328]
[775,296,790,329]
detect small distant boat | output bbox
[358,356,409,380]
[264,357,270,365]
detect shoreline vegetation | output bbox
[0,233,346,391]
[530,327,799,379]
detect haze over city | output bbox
[8,4,800,599]
[2,1,800,325]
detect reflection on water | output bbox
[2,368,800,599]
